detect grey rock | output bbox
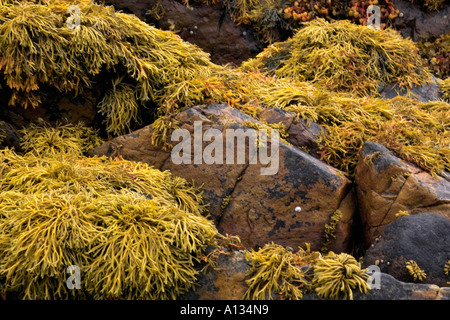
[363,212,450,287]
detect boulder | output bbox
[363,212,450,287]
[90,104,356,251]
[355,141,450,245]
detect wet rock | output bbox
[378,76,442,102]
[179,249,249,300]
[103,0,263,65]
[0,120,21,150]
[392,0,450,41]
[90,104,355,251]
[363,212,450,287]
[355,141,450,245]
[181,248,450,300]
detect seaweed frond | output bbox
[313,252,369,300]
[19,119,104,156]
[321,210,343,253]
[405,260,427,282]
[0,148,216,299]
[243,243,307,300]
[242,19,431,96]
[438,78,450,101]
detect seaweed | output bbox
[405,260,427,282]
[418,32,450,79]
[438,78,450,101]
[321,210,343,253]
[241,19,431,96]
[0,148,217,299]
[312,251,369,300]
[243,243,308,300]
[242,244,370,300]
[19,118,104,156]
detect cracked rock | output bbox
[90,104,355,251]
[355,141,450,246]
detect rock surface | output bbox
[391,0,450,41]
[378,76,442,103]
[363,212,450,287]
[90,104,355,251]
[355,141,450,245]
[103,0,263,65]
[179,248,450,300]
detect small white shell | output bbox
[295,206,302,212]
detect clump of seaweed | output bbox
[321,210,343,253]
[409,0,447,11]
[405,260,427,282]
[242,243,308,300]
[0,0,216,134]
[241,19,430,96]
[19,118,103,156]
[0,148,217,299]
[0,124,5,145]
[445,261,450,276]
[312,251,369,300]
[242,243,370,300]
[418,32,450,79]
[438,78,450,101]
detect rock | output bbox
[90,104,356,251]
[392,0,450,41]
[362,212,450,287]
[378,76,442,103]
[0,120,21,151]
[180,248,450,300]
[355,141,450,245]
[257,107,322,158]
[0,89,100,131]
[103,0,263,65]
[179,249,249,300]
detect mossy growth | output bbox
[0,147,218,299]
[243,244,370,300]
[1,1,447,181]
[405,260,427,282]
[19,118,104,156]
[241,19,431,96]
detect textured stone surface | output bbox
[355,141,450,245]
[90,104,355,251]
[103,0,263,65]
[363,212,450,287]
[391,0,450,41]
[378,76,442,103]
